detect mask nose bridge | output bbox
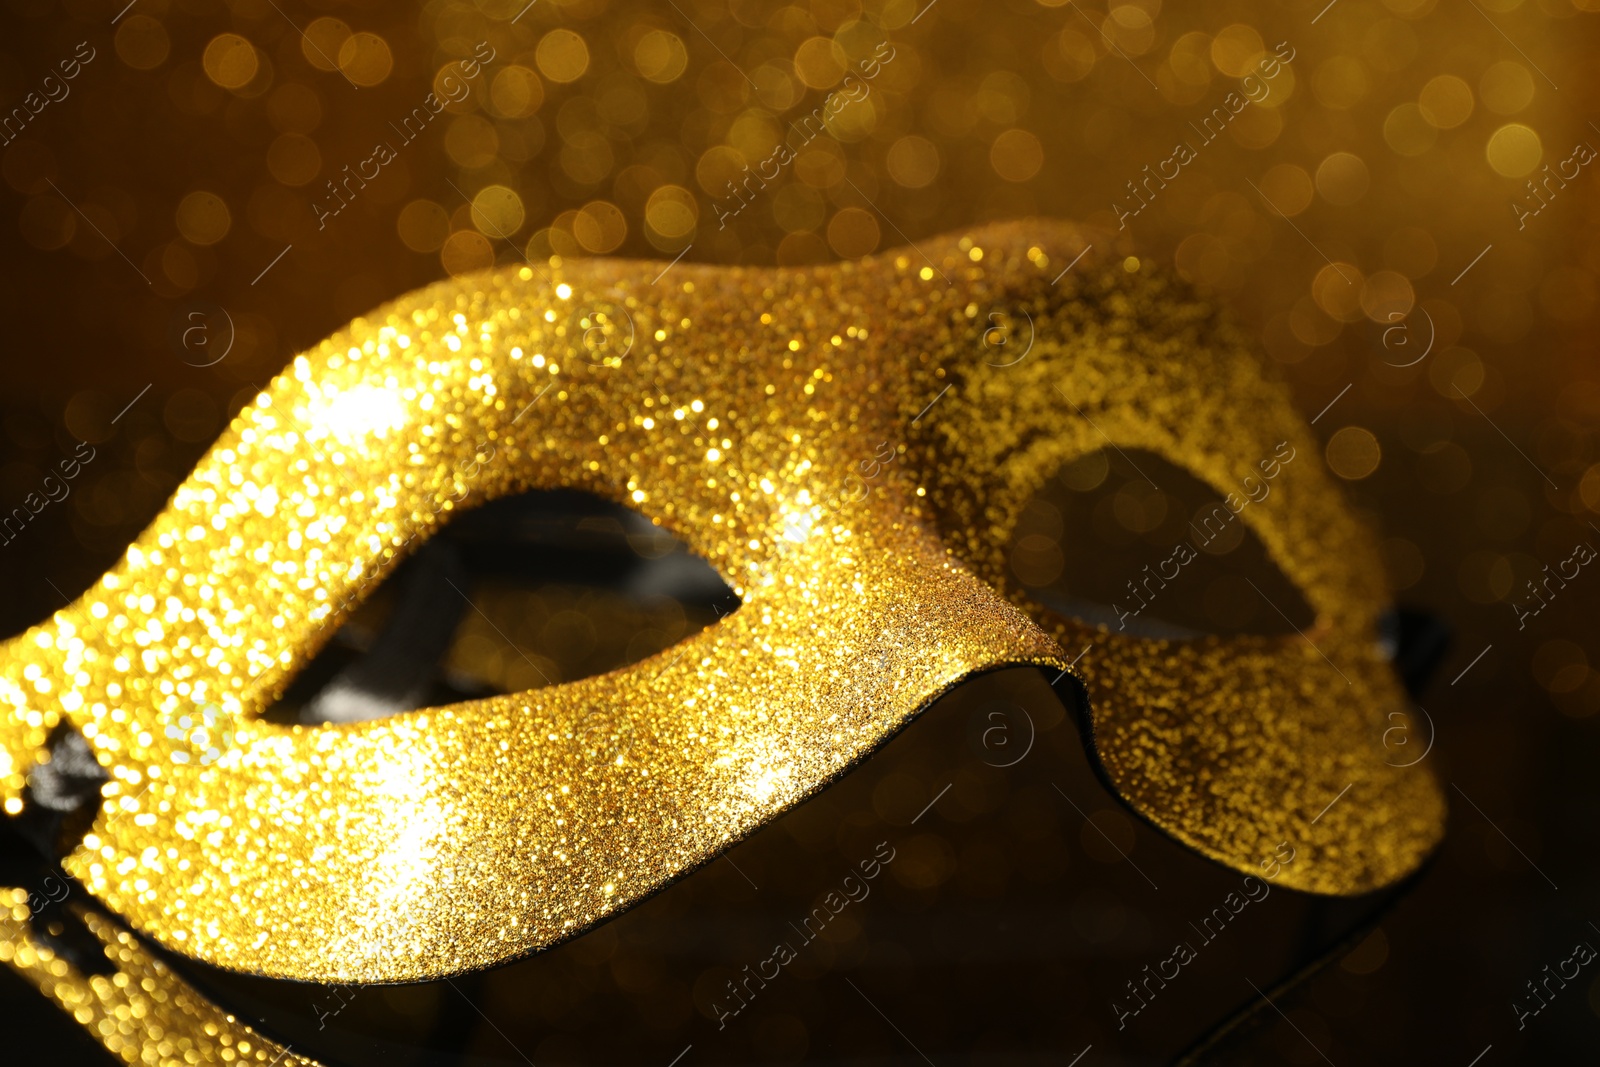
[732,469,1072,677]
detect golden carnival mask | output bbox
[0,220,1444,1061]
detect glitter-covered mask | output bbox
[0,221,1444,1005]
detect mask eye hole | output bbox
[262,489,738,725]
[1007,448,1316,640]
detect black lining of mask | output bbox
[262,488,737,726]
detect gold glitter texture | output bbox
[0,221,1441,985]
[0,888,319,1066]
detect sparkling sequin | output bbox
[0,888,315,1066]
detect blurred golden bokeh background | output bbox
[1,0,1598,1060]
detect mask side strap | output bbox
[1169,858,1434,1067]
